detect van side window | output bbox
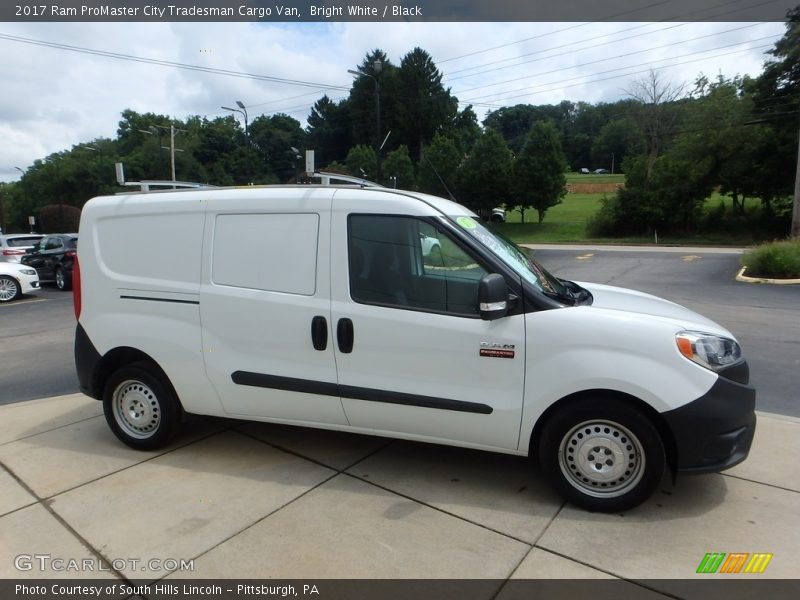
[348,215,487,316]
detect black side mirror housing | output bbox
[478,273,509,321]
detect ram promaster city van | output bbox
[74,185,755,512]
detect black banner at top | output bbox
[2,0,798,22]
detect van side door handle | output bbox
[311,316,328,351]
[336,318,354,354]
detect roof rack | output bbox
[119,180,217,193]
[310,172,383,188]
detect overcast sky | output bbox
[0,20,786,182]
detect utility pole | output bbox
[348,60,383,182]
[140,124,184,183]
[792,115,800,238]
[170,125,177,183]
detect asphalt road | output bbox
[1,249,798,416]
[0,285,79,405]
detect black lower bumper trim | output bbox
[662,370,756,474]
[74,323,102,399]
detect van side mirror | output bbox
[478,273,509,321]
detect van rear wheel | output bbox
[539,397,665,512]
[103,362,182,450]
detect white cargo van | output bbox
[74,185,755,512]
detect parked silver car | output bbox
[0,234,44,263]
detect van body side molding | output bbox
[120,295,200,305]
[231,371,338,397]
[231,371,493,415]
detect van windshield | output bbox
[449,215,572,301]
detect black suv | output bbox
[22,234,78,290]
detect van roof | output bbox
[101,185,475,219]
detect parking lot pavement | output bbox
[1,394,798,592]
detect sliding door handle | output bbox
[311,316,328,351]
[337,318,354,354]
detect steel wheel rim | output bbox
[112,380,161,439]
[0,277,18,301]
[558,419,645,498]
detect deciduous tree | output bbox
[512,121,567,224]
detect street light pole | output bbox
[236,100,249,141]
[15,166,36,233]
[291,146,301,183]
[222,101,249,142]
[348,60,382,182]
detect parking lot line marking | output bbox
[575,253,594,260]
[682,255,702,262]
[0,298,47,308]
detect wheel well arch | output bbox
[92,347,179,405]
[528,389,678,476]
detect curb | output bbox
[736,266,800,285]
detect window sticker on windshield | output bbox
[457,216,477,230]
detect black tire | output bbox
[0,275,21,303]
[538,396,665,512]
[55,267,72,291]
[103,361,182,450]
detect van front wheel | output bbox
[103,362,182,450]
[539,397,665,512]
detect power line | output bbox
[436,0,675,64]
[0,32,351,92]
[453,24,768,98]
[439,0,776,72]
[460,40,778,107]
[445,19,776,84]
[197,89,343,121]
[445,23,686,79]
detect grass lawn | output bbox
[496,192,759,246]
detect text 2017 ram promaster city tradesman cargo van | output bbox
[74,185,755,512]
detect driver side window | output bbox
[348,215,487,316]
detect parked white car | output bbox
[74,185,755,512]
[0,262,40,302]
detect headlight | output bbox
[20,269,36,276]
[676,331,742,371]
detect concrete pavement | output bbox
[1,393,798,595]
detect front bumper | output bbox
[20,275,40,294]
[662,367,756,474]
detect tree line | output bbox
[1,13,797,237]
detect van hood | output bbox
[575,281,731,336]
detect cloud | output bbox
[0,20,785,182]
